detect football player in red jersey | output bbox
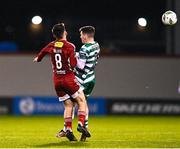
[33,23,90,141]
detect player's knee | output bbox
[64,99,73,108]
[75,96,84,106]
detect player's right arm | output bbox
[76,47,87,69]
[33,44,51,62]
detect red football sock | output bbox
[65,117,72,130]
[78,111,86,126]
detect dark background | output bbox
[0,0,168,55]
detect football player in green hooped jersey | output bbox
[56,26,100,141]
[76,26,100,97]
[75,26,100,141]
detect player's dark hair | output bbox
[52,23,65,39]
[79,26,95,37]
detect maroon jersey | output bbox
[37,39,77,76]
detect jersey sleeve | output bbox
[36,44,51,62]
[69,45,77,68]
[79,47,88,61]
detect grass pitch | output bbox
[0,115,180,148]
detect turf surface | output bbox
[0,115,180,148]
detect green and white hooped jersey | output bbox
[75,41,100,85]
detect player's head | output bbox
[52,23,67,39]
[79,26,95,43]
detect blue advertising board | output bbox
[13,96,64,115]
[13,96,106,115]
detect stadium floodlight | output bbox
[32,16,42,25]
[138,17,147,27]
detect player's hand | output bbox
[33,57,38,62]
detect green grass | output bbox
[1,115,180,148]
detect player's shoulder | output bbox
[80,44,90,51]
[83,42,99,49]
[46,41,55,47]
[64,40,76,49]
[80,43,97,51]
[82,43,91,48]
[80,45,87,52]
[95,41,100,47]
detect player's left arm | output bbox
[69,46,77,68]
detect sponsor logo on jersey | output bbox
[54,42,64,48]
